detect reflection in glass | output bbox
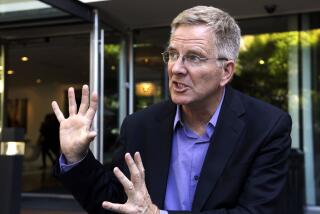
[133,28,170,111]
[234,26,320,205]
[305,27,320,205]
[135,82,157,97]
[6,34,90,193]
[103,41,121,165]
[232,32,299,111]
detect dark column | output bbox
[287,149,305,214]
[0,155,23,214]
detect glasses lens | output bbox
[162,52,169,64]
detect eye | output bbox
[185,54,202,63]
[168,51,179,61]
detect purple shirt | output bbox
[164,92,224,211]
[59,152,86,172]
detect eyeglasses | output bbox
[161,50,228,67]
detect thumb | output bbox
[87,131,97,141]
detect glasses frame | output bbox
[161,50,229,66]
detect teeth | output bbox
[177,83,184,88]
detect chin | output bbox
[170,94,192,105]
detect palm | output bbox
[102,153,158,214]
[60,115,90,155]
[52,85,98,163]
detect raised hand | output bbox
[102,152,159,214]
[51,85,98,164]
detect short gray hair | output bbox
[171,6,241,60]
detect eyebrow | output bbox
[166,46,207,55]
[166,46,176,51]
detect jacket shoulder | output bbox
[233,89,288,117]
[230,88,292,134]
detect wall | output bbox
[7,83,83,147]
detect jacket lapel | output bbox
[147,100,176,208]
[192,86,246,211]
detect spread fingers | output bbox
[51,101,65,123]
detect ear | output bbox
[220,60,235,87]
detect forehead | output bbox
[169,25,215,51]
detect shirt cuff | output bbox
[160,210,168,214]
[59,154,86,173]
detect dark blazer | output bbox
[55,86,292,214]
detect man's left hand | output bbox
[102,152,159,214]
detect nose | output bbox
[170,57,187,75]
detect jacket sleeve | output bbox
[53,119,130,214]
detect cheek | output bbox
[193,72,221,90]
[193,72,213,84]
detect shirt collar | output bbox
[173,88,225,130]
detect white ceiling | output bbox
[89,0,320,29]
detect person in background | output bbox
[39,113,60,168]
[52,5,292,214]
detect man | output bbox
[52,6,292,214]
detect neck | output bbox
[181,88,224,136]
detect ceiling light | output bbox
[21,56,29,62]
[36,79,42,84]
[7,70,14,75]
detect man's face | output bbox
[168,24,230,107]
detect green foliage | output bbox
[104,44,120,58]
[233,29,320,111]
[232,32,300,111]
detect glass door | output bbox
[0,0,100,195]
[4,28,92,194]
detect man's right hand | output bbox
[51,85,98,164]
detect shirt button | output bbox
[194,175,199,181]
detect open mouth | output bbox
[172,81,189,92]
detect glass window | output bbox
[133,27,170,111]
[307,12,320,205]
[236,14,320,206]
[233,17,300,152]
[233,32,300,111]
[102,33,122,165]
[5,32,90,194]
